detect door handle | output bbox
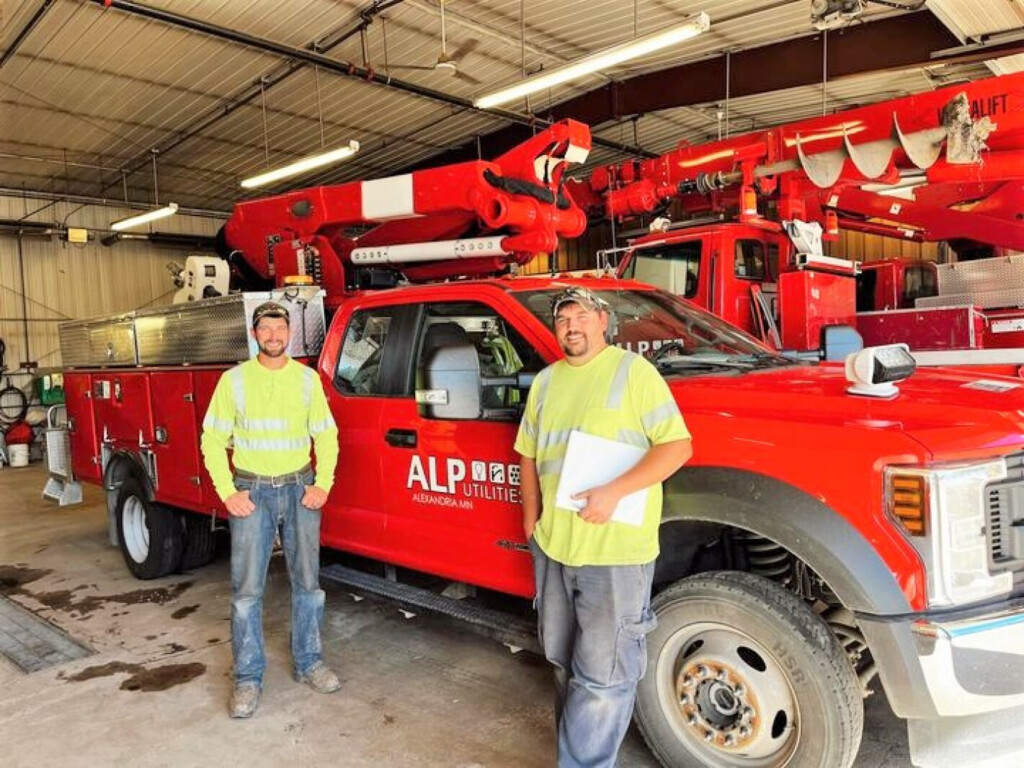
[385,428,417,448]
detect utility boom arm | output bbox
[569,72,1024,251]
[220,119,591,308]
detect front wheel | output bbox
[635,571,863,768]
[115,475,183,580]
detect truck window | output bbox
[335,308,399,396]
[622,241,701,298]
[414,302,545,412]
[513,287,769,360]
[735,239,767,280]
[903,264,937,306]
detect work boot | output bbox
[293,661,341,694]
[229,682,261,718]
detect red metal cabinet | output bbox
[64,372,101,482]
[149,371,203,508]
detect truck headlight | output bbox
[886,460,1012,608]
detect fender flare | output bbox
[662,466,910,616]
[102,451,153,546]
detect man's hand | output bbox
[302,485,329,510]
[573,484,623,525]
[225,490,256,518]
[524,517,536,540]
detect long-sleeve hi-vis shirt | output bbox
[200,357,339,501]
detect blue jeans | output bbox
[229,471,325,687]
[531,538,657,768]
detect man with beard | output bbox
[201,300,340,718]
[515,286,692,767]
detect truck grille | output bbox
[988,452,1024,571]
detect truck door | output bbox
[378,299,547,598]
[319,303,419,557]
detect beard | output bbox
[559,334,589,358]
[258,340,287,358]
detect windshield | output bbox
[512,287,785,370]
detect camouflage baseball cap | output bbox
[251,301,290,328]
[551,286,608,318]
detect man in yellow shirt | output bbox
[515,286,692,767]
[201,301,340,718]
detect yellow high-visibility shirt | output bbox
[201,357,339,501]
[514,345,690,567]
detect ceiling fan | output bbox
[378,1,483,85]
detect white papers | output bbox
[555,430,649,526]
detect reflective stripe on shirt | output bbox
[641,401,682,431]
[231,367,246,413]
[240,417,289,431]
[234,436,311,452]
[203,415,233,433]
[302,367,314,408]
[605,351,637,409]
[617,428,649,448]
[309,416,336,436]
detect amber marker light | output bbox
[888,472,928,535]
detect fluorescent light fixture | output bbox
[110,202,179,231]
[240,140,361,189]
[474,12,710,110]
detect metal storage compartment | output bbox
[59,289,327,368]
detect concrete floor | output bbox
[0,463,911,767]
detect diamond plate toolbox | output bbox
[60,289,326,368]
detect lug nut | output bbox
[704,730,715,742]
[697,665,710,678]
[686,714,698,726]
[734,684,746,696]
[682,674,695,688]
[739,726,751,738]
[724,735,736,747]
[680,694,692,706]
[716,669,727,681]
[741,706,753,717]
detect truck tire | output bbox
[635,571,863,768]
[115,476,183,580]
[179,511,218,571]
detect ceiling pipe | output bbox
[100,231,219,249]
[0,186,229,219]
[0,0,56,68]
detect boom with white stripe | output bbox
[219,119,591,311]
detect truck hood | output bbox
[668,363,1024,460]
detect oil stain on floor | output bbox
[61,660,207,692]
[0,564,194,618]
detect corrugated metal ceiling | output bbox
[0,0,1017,215]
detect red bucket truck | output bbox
[57,117,1024,767]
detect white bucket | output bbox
[8,444,29,467]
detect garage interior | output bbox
[2,1,1024,766]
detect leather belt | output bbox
[234,464,312,488]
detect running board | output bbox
[320,564,540,654]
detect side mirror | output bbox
[416,344,482,420]
[820,324,863,362]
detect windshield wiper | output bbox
[654,354,755,373]
[731,351,800,368]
